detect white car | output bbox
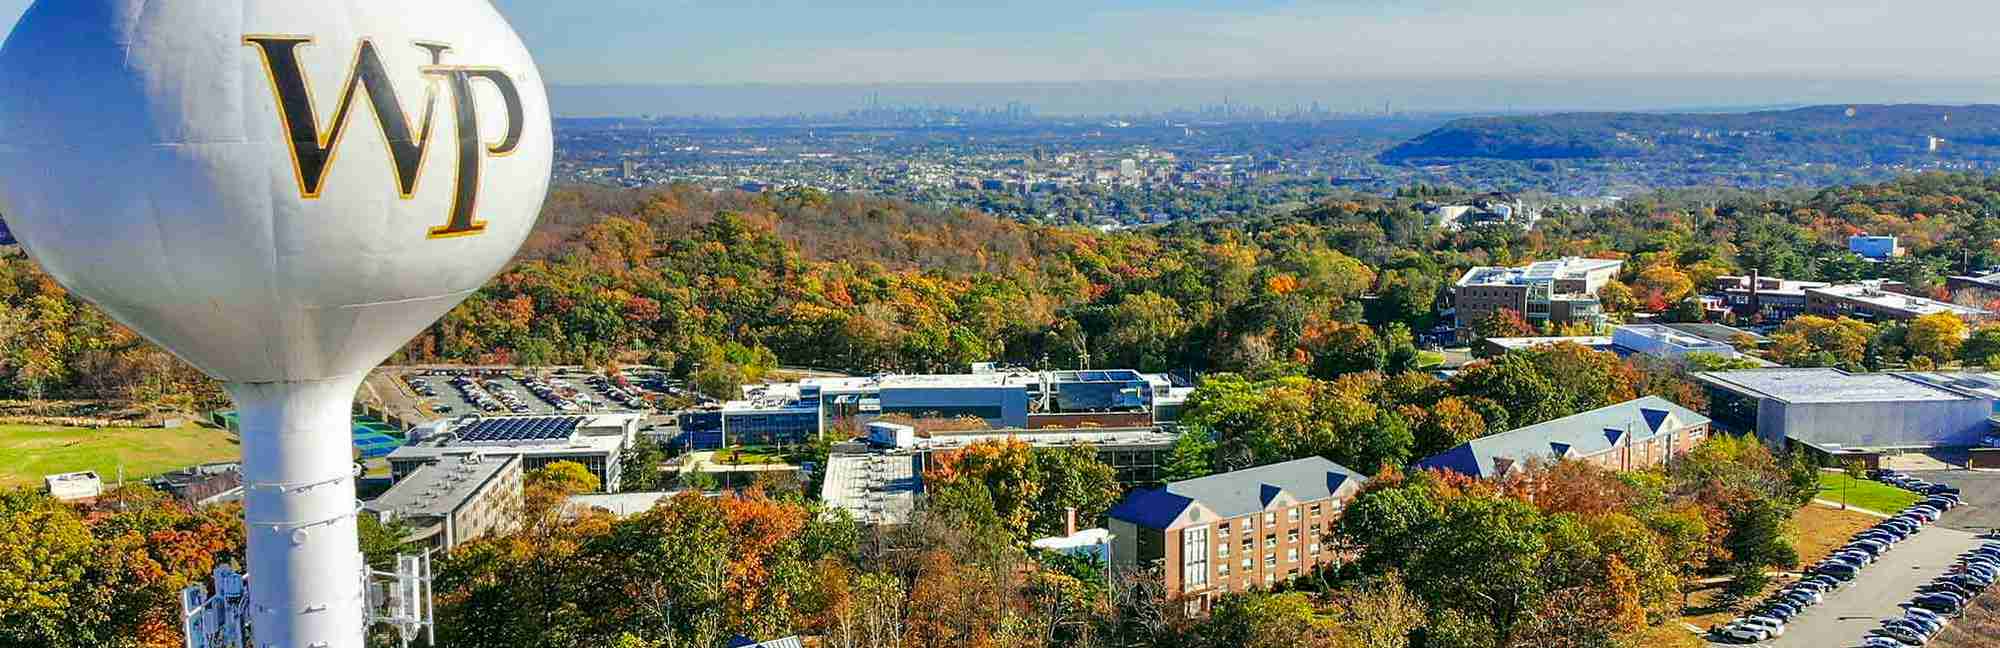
[1738,616,1785,638]
[1717,623,1770,643]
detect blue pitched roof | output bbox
[1107,488,1195,530]
[1110,457,1368,529]
[1413,396,1711,479]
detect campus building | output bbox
[1108,457,1368,612]
[1848,234,1903,261]
[1696,368,1995,455]
[1711,274,1830,323]
[1451,257,1624,336]
[1805,281,1991,323]
[364,453,522,552]
[388,413,644,493]
[1413,396,1711,479]
[1946,270,2000,311]
[675,365,1193,450]
[819,425,1183,526]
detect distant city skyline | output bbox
[3,1,1999,116]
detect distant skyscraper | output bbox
[622,159,639,179]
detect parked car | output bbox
[1715,622,1770,643]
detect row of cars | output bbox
[1870,469,1963,498]
[1859,495,1981,647]
[581,373,650,410]
[520,374,598,413]
[1713,487,1963,643]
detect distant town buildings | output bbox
[1108,457,1367,612]
[1451,257,1625,336]
[1422,193,1538,231]
[1414,396,1710,480]
[364,453,523,552]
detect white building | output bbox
[1612,324,1743,360]
[44,471,102,501]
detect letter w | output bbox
[244,37,446,199]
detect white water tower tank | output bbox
[0,2,551,646]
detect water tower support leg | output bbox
[229,376,369,648]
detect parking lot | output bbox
[406,369,663,418]
[1761,526,1984,648]
[1911,470,2000,534]
[1711,469,1996,648]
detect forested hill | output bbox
[1379,104,2000,164]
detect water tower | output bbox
[0,2,552,646]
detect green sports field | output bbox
[0,424,241,488]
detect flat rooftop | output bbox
[820,452,919,525]
[1809,284,1990,317]
[366,453,516,518]
[916,427,1178,451]
[1696,368,1979,404]
[1483,336,1612,351]
[1457,257,1623,287]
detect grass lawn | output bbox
[1793,501,1881,565]
[1631,622,1705,648]
[0,424,241,488]
[1817,471,1921,514]
[1415,350,1447,368]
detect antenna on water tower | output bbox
[0,2,553,647]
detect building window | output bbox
[1241,557,1252,569]
[1288,508,1300,522]
[1265,534,1277,548]
[1310,542,1321,554]
[1216,525,1230,540]
[1218,543,1230,558]
[1287,548,1299,563]
[1182,528,1209,589]
[1264,555,1277,568]
[1309,503,1322,517]
[1219,563,1230,576]
[1287,530,1299,544]
[1263,512,1275,525]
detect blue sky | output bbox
[3,1,1999,86]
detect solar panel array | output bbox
[456,416,583,443]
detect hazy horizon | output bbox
[4,1,2000,117]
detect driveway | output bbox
[1755,525,1985,648]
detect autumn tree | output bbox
[1906,312,1968,366]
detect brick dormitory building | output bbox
[1413,396,1711,479]
[1107,457,1368,613]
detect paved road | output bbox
[1909,470,2000,534]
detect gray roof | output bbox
[1696,368,1980,404]
[1108,456,1365,529]
[365,453,517,518]
[1414,396,1709,479]
[1658,322,1767,344]
[820,452,920,525]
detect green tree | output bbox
[1161,425,1217,482]
[1030,444,1122,535]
